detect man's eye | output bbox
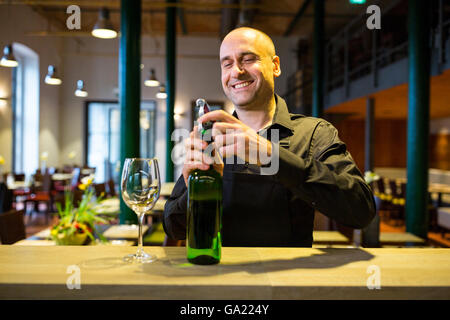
[223,62,232,68]
[243,58,255,63]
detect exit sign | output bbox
[350,0,366,4]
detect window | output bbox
[11,43,39,177]
[85,100,156,183]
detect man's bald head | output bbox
[219,27,281,111]
[222,27,276,58]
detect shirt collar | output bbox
[231,94,294,134]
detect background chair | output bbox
[94,183,107,198]
[24,173,54,224]
[388,180,405,226]
[0,209,26,244]
[0,182,13,213]
[107,179,117,197]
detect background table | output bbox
[0,246,449,299]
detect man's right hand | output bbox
[182,126,224,187]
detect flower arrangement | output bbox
[50,175,111,245]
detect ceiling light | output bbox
[144,69,160,87]
[349,0,366,4]
[91,7,117,39]
[156,85,167,99]
[45,65,62,85]
[0,44,18,68]
[0,97,8,107]
[75,80,88,97]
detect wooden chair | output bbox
[24,173,54,224]
[388,180,405,226]
[94,183,107,198]
[0,182,13,213]
[0,209,26,244]
[374,178,395,221]
[11,173,31,205]
[107,179,117,197]
[13,173,25,181]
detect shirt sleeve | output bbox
[275,121,376,229]
[162,175,188,240]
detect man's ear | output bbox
[272,56,281,77]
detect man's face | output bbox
[219,30,280,109]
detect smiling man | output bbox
[163,27,376,247]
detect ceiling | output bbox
[0,0,392,39]
[325,69,450,120]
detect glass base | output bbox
[123,252,157,264]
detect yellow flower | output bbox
[86,177,93,186]
[78,184,86,191]
[0,155,4,165]
[81,175,94,187]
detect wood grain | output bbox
[0,246,449,299]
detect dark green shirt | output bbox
[163,95,376,247]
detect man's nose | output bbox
[231,62,245,78]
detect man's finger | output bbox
[185,136,207,151]
[187,149,214,165]
[219,144,239,159]
[212,122,242,135]
[198,109,240,125]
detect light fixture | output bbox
[44,65,62,85]
[75,80,88,97]
[0,97,8,107]
[0,44,18,68]
[156,85,167,99]
[91,7,117,39]
[144,69,160,87]
[349,0,366,4]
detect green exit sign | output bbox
[350,0,366,4]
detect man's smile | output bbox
[231,80,254,90]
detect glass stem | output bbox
[136,212,145,257]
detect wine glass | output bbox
[121,158,161,263]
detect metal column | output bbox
[362,97,379,247]
[365,98,375,173]
[166,0,176,182]
[312,0,324,118]
[119,0,141,224]
[406,0,430,239]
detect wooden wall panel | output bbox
[333,119,450,171]
[332,119,407,172]
[430,133,450,170]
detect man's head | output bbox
[219,27,281,110]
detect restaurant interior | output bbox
[0,0,449,301]
[0,0,449,248]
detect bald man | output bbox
[163,27,376,247]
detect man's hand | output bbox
[182,125,224,187]
[198,110,272,166]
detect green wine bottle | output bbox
[187,99,223,265]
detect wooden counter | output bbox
[0,246,449,299]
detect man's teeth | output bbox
[234,81,251,89]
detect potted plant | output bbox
[50,176,111,245]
